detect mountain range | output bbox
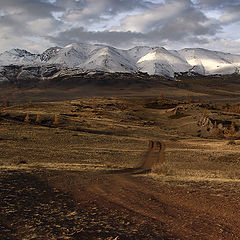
[0,43,240,83]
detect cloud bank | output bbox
[0,0,240,53]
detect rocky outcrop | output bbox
[0,65,22,83]
[40,64,61,77]
[40,47,62,62]
[198,116,214,129]
[0,64,62,85]
[17,67,41,85]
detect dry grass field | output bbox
[1,77,240,239]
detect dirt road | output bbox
[1,167,240,240]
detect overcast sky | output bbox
[0,0,240,54]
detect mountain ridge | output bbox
[0,43,240,79]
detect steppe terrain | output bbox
[1,75,240,239]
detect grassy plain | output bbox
[1,75,240,239]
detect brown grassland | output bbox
[1,75,240,239]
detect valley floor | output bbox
[1,93,240,239]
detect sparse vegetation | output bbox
[212,121,224,138]
[35,113,42,124]
[24,113,30,123]
[53,114,59,126]
[152,161,174,175]
[224,122,237,140]
[203,108,208,117]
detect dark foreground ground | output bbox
[1,168,240,240]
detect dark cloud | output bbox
[196,0,240,9]
[0,0,62,36]
[0,0,63,18]
[196,0,240,24]
[47,27,147,48]
[156,9,221,40]
[0,0,63,51]
[55,0,157,29]
[46,26,212,49]
[220,4,240,24]
[113,0,221,41]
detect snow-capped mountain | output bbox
[0,43,240,78]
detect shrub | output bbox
[24,114,30,123]
[35,113,42,124]
[224,122,236,140]
[53,114,59,126]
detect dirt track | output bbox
[1,167,240,240]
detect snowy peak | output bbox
[46,43,104,67]
[81,46,137,73]
[179,48,240,75]
[0,43,240,77]
[137,47,190,77]
[0,48,40,65]
[9,49,35,57]
[47,46,87,67]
